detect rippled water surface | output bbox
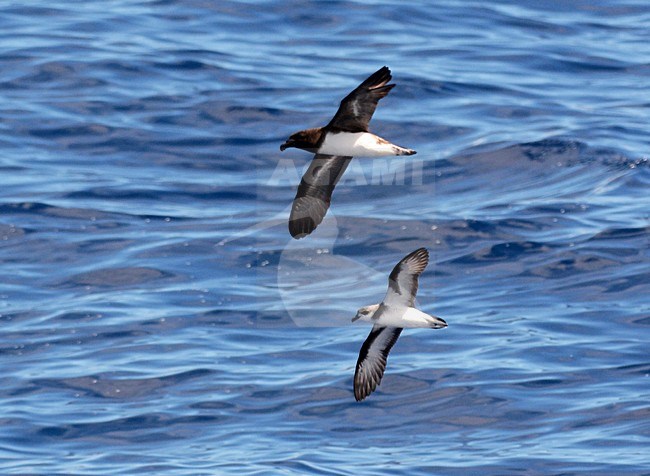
[1,1,649,474]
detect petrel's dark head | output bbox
[280,128,322,153]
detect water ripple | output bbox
[1,0,649,474]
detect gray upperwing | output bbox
[383,248,429,308]
[289,154,352,239]
[327,66,394,133]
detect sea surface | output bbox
[1,1,649,475]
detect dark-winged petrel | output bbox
[351,248,447,401]
[280,66,416,239]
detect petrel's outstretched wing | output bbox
[289,154,352,239]
[327,66,395,133]
[354,325,403,401]
[382,248,429,308]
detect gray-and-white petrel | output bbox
[351,248,447,401]
[280,66,416,239]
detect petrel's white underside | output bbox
[320,132,415,157]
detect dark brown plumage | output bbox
[327,66,394,133]
[288,155,351,239]
[280,66,399,239]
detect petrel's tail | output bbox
[392,145,416,156]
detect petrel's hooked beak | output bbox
[280,139,293,151]
[351,314,361,323]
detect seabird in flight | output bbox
[280,66,416,239]
[351,248,447,401]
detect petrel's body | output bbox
[351,248,447,401]
[280,66,416,239]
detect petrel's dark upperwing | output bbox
[289,154,352,239]
[327,66,395,133]
[354,324,403,401]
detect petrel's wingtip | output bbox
[289,229,307,240]
[288,219,314,239]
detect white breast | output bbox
[374,306,434,328]
[320,132,401,157]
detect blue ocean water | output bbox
[1,0,649,474]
